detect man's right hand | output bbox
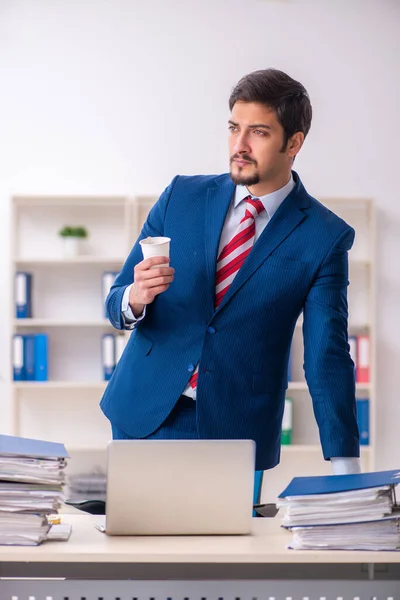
[129,256,175,317]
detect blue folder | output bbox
[23,334,35,381]
[0,434,69,459]
[34,333,48,381]
[356,398,369,445]
[12,334,25,381]
[279,469,400,498]
[15,271,32,318]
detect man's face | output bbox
[228,101,294,188]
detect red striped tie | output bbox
[188,196,264,391]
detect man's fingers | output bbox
[143,284,170,301]
[139,256,170,270]
[135,267,174,281]
[136,275,174,290]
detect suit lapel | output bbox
[204,176,235,312]
[214,181,309,314]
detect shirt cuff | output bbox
[330,457,361,475]
[121,284,146,326]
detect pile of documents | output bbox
[0,434,69,545]
[277,469,400,550]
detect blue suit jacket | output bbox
[100,171,360,470]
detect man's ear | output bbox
[287,132,305,158]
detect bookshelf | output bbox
[262,197,376,502]
[10,195,132,454]
[9,194,375,502]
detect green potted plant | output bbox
[59,226,88,257]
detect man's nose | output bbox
[233,133,250,154]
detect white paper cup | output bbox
[139,236,171,268]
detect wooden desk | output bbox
[1,515,399,600]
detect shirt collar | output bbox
[233,173,295,219]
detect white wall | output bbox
[0,0,399,467]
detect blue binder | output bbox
[12,334,25,381]
[356,398,369,445]
[23,335,35,381]
[0,434,69,458]
[15,272,32,318]
[34,334,48,381]
[279,469,400,498]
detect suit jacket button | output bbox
[207,326,216,334]
[187,363,195,372]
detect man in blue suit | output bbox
[101,68,360,475]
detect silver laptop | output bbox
[102,439,255,535]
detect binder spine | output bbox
[115,334,127,364]
[356,398,369,445]
[23,335,35,381]
[357,335,370,383]
[12,335,25,381]
[15,272,32,318]
[34,333,48,381]
[102,334,115,381]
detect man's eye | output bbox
[229,126,238,132]
[254,130,266,136]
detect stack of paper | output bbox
[277,469,400,550]
[0,434,69,546]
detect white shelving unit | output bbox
[10,195,134,458]
[262,197,376,502]
[9,194,375,502]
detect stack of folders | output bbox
[0,434,69,546]
[277,469,400,551]
[13,333,48,381]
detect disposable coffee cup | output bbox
[139,236,171,268]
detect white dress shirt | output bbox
[120,175,360,475]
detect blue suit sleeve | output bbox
[105,176,179,330]
[303,225,360,460]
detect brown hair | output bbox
[229,68,312,148]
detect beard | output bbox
[229,154,260,186]
[230,169,260,186]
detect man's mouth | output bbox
[233,159,253,167]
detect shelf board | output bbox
[13,196,127,207]
[322,197,374,208]
[13,256,125,265]
[13,381,108,390]
[349,258,373,267]
[281,444,321,453]
[281,444,371,453]
[13,319,113,327]
[295,318,371,330]
[287,382,371,391]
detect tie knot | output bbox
[244,196,264,219]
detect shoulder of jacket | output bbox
[171,173,229,189]
[307,194,353,234]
